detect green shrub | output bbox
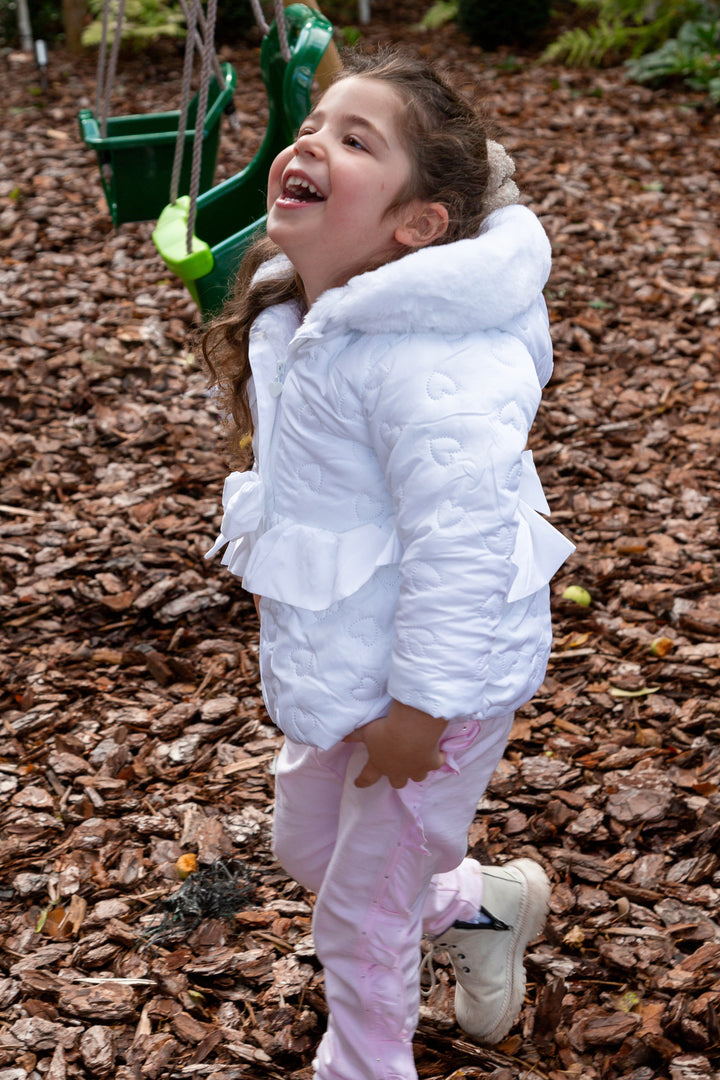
[418,0,459,32]
[541,0,707,66]
[541,0,720,103]
[457,0,551,49]
[626,15,720,101]
[81,0,186,48]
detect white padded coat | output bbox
[207,204,575,749]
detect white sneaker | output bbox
[433,858,551,1045]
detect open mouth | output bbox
[281,175,325,203]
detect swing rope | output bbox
[184,0,218,255]
[94,0,110,121]
[178,0,225,88]
[93,0,226,162]
[169,0,199,206]
[172,0,292,256]
[249,0,291,63]
[96,0,127,139]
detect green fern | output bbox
[540,0,708,65]
[541,18,633,64]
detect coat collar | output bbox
[304,203,550,338]
[255,203,550,348]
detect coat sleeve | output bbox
[363,328,543,721]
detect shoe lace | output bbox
[420,935,469,998]
[419,909,513,998]
[419,941,439,998]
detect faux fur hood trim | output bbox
[254,203,551,339]
[310,203,550,338]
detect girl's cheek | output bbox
[266,154,287,209]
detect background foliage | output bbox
[541,0,703,64]
[0,0,62,46]
[0,0,257,48]
[2,0,718,105]
[541,0,720,104]
[81,0,186,48]
[625,11,720,103]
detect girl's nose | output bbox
[294,130,324,158]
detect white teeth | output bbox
[285,175,320,197]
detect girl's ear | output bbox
[394,202,449,249]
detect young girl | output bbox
[204,47,574,1080]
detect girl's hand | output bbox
[344,701,447,789]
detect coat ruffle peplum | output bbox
[207,204,575,749]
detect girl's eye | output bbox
[344,135,366,150]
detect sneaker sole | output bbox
[456,858,550,1045]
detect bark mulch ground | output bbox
[1,3,719,1078]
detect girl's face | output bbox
[266,76,435,306]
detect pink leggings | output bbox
[273,713,514,1080]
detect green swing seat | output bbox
[79,63,237,228]
[152,4,334,317]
